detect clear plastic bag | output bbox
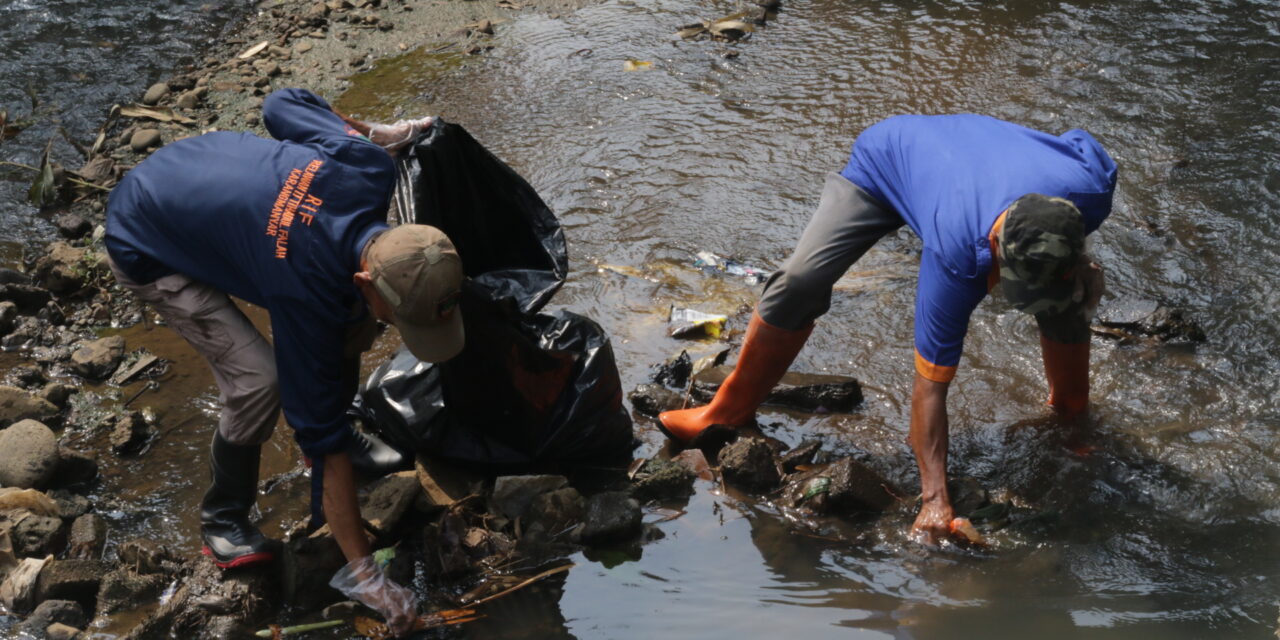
[329,555,418,634]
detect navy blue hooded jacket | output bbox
[105,89,393,457]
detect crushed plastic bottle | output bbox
[668,306,729,339]
[693,251,769,285]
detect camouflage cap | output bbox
[997,193,1085,316]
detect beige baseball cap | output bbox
[365,224,465,362]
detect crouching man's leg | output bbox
[110,262,281,568]
[658,173,903,443]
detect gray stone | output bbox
[630,459,695,502]
[39,383,75,409]
[141,83,169,105]
[581,491,642,543]
[524,487,585,534]
[0,419,60,488]
[109,411,153,456]
[0,387,58,428]
[46,622,83,640]
[359,471,420,535]
[70,335,125,380]
[174,87,207,109]
[489,475,568,520]
[96,569,165,614]
[53,213,92,239]
[129,129,162,152]
[0,300,16,335]
[35,560,109,612]
[719,437,781,491]
[34,242,89,294]
[67,514,107,560]
[12,600,84,637]
[14,514,66,557]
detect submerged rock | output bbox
[0,419,61,489]
[692,366,863,413]
[1094,297,1206,343]
[581,492,642,543]
[110,411,154,456]
[719,437,781,491]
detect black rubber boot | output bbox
[200,432,275,569]
[347,428,410,477]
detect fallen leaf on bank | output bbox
[623,59,653,71]
[238,40,270,59]
[119,104,196,125]
[26,139,58,209]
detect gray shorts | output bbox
[109,260,281,446]
[758,173,904,330]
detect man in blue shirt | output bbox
[106,88,455,632]
[659,114,1117,544]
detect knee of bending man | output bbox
[222,368,282,446]
[760,266,832,329]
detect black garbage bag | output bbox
[352,119,633,468]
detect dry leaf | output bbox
[120,104,196,125]
[709,19,753,41]
[623,59,653,71]
[238,40,270,59]
[676,22,708,39]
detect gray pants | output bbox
[109,261,281,446]
[759,173,904,330]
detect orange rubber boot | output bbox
[658,311,813,443]
[1040,335,1090,418]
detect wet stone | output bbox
[9,363,47,389]
[14,514,67,557]
[141,82,170,105]
[0,284,52,315]
[948,476,989,518]
[34,242,90,295]
[692,366,863,414]
[53,214,92,239]
[359,470,421,536]
[0,300,15,335]
[1095,297,1206,343]
[490,475,569,520]
[49,490,92,520]
[50,451,98,491]
[39,383,75,409]
[67,514,107,560]
[779,440,822,474]
[35,559,107,612]
[109,411,154,456]
[70,335,126,380]
[0,419,60,489]
[13,600,84,637]
[118,539,179,574]
[524,486,585,534]
[0,268,28,285]
[783,457,897,514]
[627,384,683,417]
[581,491,642,544]
[96,569,166,614]
[630,459,695,502]
[719,437,781,491]
[46,622,83,640]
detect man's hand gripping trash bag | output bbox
[351,119,634,470]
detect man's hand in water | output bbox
[911,496,956,545]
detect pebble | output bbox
[174,87,207,109]
[129,129,162,152]
[141,82,169,105]
[296,41,315,53]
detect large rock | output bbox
[783,457,897,514]
[12,599,83,635]
[692,367,864,413]
[0,419,61,488]
[489,475,569,520]
[0,386,59,428]
[580,492,642,543]
[34,242,90,294]
[70,335,126,380]
[35,559,108,611]
[97,569,166,614]
[14,513,67,557]
[719,437,781,491]
[110,411,153,456]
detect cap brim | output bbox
[395,308,465,363]
[1003,278,1074,315]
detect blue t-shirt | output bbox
[839,114,1117,382]
[105,88,393,457]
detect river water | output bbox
[6,0,1280,637]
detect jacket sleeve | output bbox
[262,88,361,146]
[268,295,354,458]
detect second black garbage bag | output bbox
[352,119,634,469]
